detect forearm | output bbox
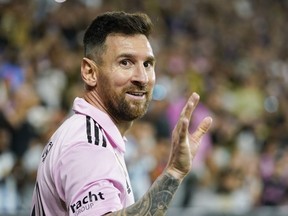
[108,172,181,216]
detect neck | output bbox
[83,90,132,136]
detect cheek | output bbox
[100,69,127,88]
[113,76,130,88]
[149,72,156,86]
[111,68,132,86]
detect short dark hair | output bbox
[83,11,153,60]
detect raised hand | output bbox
[166,92,213,180]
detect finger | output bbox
[180,92,200,123]
[178,118,190,144]
[174,93,199,139]
[174,92,200,141]
[191,117,213,144]
[190,117,212,158]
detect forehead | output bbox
[104,33,154,58]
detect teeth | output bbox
[130,92,144,96]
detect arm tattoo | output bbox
[110,172,180,216]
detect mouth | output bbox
[126,91,147,99]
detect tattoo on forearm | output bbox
[111,173,180,216]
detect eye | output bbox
[120,59,132,67]
[143,61,153,68]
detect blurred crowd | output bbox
[0,0,288,215]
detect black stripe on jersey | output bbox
[86,116,107,148]
[86,116,92,144]
[31,205,35,216]
[93,119,99,145]
[92,119,107,147]
[36,182,46,216]
[100,128,107,147]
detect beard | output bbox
[106,91,152,121]
[97,75,153,122]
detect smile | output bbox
[126,91,146,99]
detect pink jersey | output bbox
[31,97,134,216]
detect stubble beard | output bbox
[106,90,152,121]
[97,68,153,122]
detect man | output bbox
[31,11,212,216]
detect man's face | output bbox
[96,33,156,122]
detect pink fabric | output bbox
[31,97,134,216]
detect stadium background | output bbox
[0,0,287,215]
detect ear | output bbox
[81,57,98,88]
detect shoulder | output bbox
[51,114,118,179]
[45,114,113,165]
[54,114,108,148]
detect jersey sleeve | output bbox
[53,143,125,216]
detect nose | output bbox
[131,64,149,86]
